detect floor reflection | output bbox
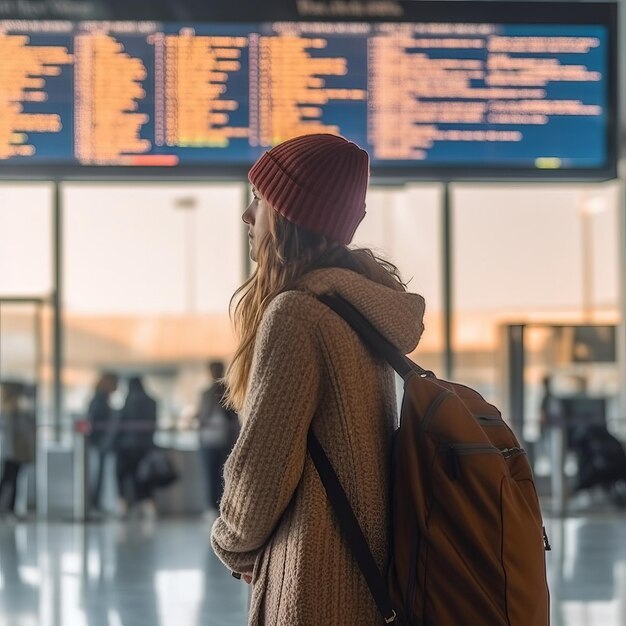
[0,519,248,626]
[0,515,624,625]
[546,515,626,626]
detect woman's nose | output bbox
[242,203,254,225]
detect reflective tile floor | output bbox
[0,514,625,626]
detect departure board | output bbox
[0,6,617,180]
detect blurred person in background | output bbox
[197,360,239,519]
[115,376,158,519]
[87,372,119,512]
[0,381,36,520]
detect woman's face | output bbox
[243,186,272,262]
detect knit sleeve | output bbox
[211,301,321,574]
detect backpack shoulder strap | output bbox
[318,293,429,382]
[307,430,399,624]
[308,293,422,624]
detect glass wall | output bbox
[0,299,49,514]
[1,178,623,514]
[354,184,444,374]
[0,182,54,443]
[62,182,247,438]
[0,184,55,515]
[0,183,54,298]
[1,179,621,430]
[452,182,621,439]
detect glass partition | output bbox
[0,299,48,516]
[355,184,444,375]
[0,183,53,296]
[453,182,621,406]
[62,182,247,436]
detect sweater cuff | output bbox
[210,516,260,574]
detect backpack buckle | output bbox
[385,610,397,623]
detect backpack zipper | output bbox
[446,443,500,480]
[500,447,526,460]
[543,526,552,551]
[476,415,505,426]
[443,444,522,481]
[447,443,501,454]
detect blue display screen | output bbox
[0,18,613,177]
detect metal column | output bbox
[52,181,63,442]
[506,323,526,442]
[618,167,626,429]
[442,182,454,379]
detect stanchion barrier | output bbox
[550,421,567,516]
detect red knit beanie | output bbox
[248,134,369,245]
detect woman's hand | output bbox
[242,573,252,584]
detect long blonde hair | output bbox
[225,209,405,412]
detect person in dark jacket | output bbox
[197,361,239,516]
[87,372,119,511]
[0,382,36,519]
[115,376,157,517]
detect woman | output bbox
[211,134,425,625]
[115,376,157,517]
[87,371,118,511]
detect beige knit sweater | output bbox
[211,264,425,625]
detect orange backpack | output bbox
[308,295,550,625]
